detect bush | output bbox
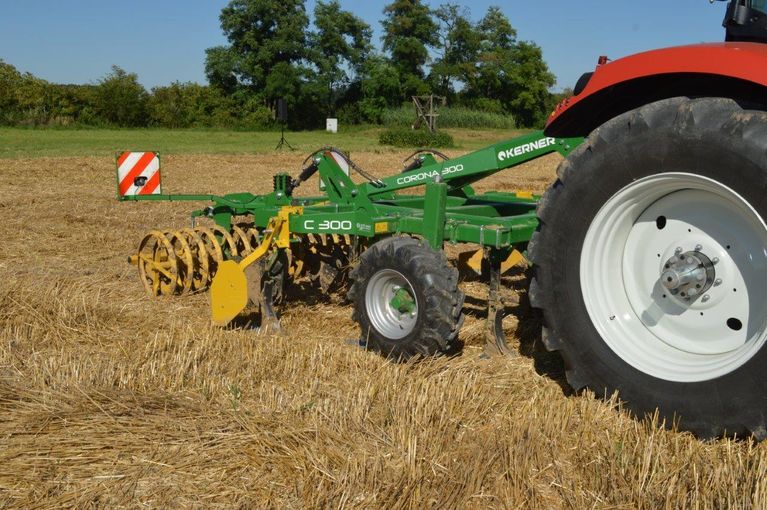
[239,103,273,130]
[381,105,515,130]
[94,66,149,127]
[379,128,454,148]
[466,98,505,114]
[336,102,362,125]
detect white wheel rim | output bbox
[365,269,418,339]
[581,173,767,382]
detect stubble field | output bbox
[1,143,767,508]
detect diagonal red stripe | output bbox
[139,169,161,195]
[119,152,156,196]
[117,151,131,168]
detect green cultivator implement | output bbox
[120,131,581,356]
[119,0,767,439]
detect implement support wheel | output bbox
[349,236,464,359]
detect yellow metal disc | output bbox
[180,228,210,291]
[231,225,253,257]
[245,228,261,249]
[209,224,238,258]
[167,231,194,295]
[136,231,178,296]
[195,227,225,264]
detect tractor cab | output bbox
[724,0,767,42]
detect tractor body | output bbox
[546,42,767,137]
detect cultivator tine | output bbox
[459,248,526,277]
[245,264,282,335]
[484,250,517,357]
[461,249,485,275]
[501,250,526,273]
[209,208,302,326]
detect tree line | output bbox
[0,0,565,130]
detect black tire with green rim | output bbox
[530,97,767,439]
[349,236,464,359]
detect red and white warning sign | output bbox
[116,151,162,197]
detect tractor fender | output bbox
[545,42,767,138]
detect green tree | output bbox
[204,46,239,95]
[50,83,99,126]
[311,0,372,115]
[478,6,516,50]
[359,55,403,123]
[469,7,555,127]
[94,66,149,127]
[505,41,557,127]
[381,0,438,99]
[0,61,23,124]
[430,4,481,98]
[205,0,310,109]
[544,86,573,122]
[148,82,187,127]
[0,60,55,126]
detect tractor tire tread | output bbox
[532,96,767,439]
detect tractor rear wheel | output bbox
[349,236,464,359]
[530,97,767,439]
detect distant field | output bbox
[0,127,527,159]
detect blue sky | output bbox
[1,0,730,91]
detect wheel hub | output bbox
[660,249,716,301]
[365,269,419,339]
[389,287,416,314]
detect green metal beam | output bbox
[422,181,447,249]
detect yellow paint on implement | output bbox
[210,206,302,325]
[465,249,484,274]
[210,260,249,325]
[460,248,527,276]
[501,249,526,273]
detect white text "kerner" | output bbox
[497,137,556,161]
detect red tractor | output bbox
[534,0,767,438]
